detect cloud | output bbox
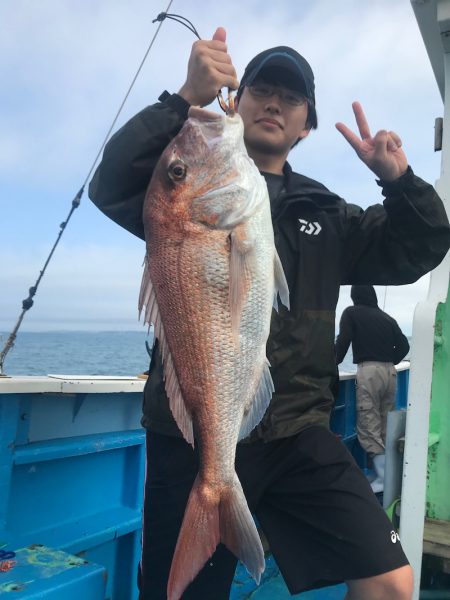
[1,0,444,335]
[1,0,441,189]
[1,240,431,334]
[1,243,145,331]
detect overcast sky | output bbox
[0,0,445,334]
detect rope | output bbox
[0,0,174,376]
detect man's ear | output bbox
[298,127,311,141]
[291,127,311,149]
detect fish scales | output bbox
[139,106,289,600]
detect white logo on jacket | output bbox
[298,219,322,235]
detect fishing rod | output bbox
[0,0,174,376]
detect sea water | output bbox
[1,330,358,377]
[0,330,154,376]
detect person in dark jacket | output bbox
[89,27,450,600]
[335,285,410,493]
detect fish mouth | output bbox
[188,105,243,146]
[188,106,225,122]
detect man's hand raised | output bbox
[336,102,408,182]
[177,27,239,108]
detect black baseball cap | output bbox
[238,46,316,105]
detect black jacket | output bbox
[335,285,410,365]
[88,93,450,442]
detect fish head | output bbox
[144,107,266,233]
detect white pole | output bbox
[401,2,450,597]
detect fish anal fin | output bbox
[229,224,254,346]
[238,359,274,442]
[138,254,194,447]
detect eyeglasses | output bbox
[247,83,308,107]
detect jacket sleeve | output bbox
[335,308,353,364]
[88,93,189,240]
[341,167,450,285]
[392,321,410,364]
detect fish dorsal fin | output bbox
[273,250,290,312]
[139,255,194,447]
[238,359,274,441]
[229,225,254,346]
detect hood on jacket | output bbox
[351,285,378,307]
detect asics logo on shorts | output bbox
[390,530,400,544]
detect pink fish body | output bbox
[139,106,289,600]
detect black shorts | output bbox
[139,426,408,599]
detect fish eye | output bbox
[168,160,187,182]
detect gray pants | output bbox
[355,361,397,456]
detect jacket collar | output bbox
[278,162,342,209]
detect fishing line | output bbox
[153,12,235,114]
[0,0,174,375]
[153,12,201,40]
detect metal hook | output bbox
[217,88,236,116]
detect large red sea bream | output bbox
[139,106,289,600]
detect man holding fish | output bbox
[89,26,450,600]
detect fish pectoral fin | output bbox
[273,250,290,311]
[229,225,255,345]
[220,474,265,583]
[138,254,194,447]
[138,253,153,325]
[238,359,274,441]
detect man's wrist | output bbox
[377,166,414,192]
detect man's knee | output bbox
[346,564,414,600]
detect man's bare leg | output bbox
[345,565,413,600]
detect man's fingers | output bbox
[352,101,371,140]
[206,28,238,90]
[212,68,239,91]
[389,131,402,148]
[335,122,363,154]
[198,47,234,65]
[212,27,226,43]
[196,39,228,54]
[215,71,239,90]
[373,129,389,158]
[386,139,398,152]
[195,47,238,89]
[373,130,401,153]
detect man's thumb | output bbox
[213,27,226,42]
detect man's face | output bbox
[236,77,311,158]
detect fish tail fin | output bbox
[167,473,265,600]
[220,473,265,583]
[167,475,220,600]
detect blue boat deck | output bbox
[0,367,409,598]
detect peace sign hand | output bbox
[335,102,408,182]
